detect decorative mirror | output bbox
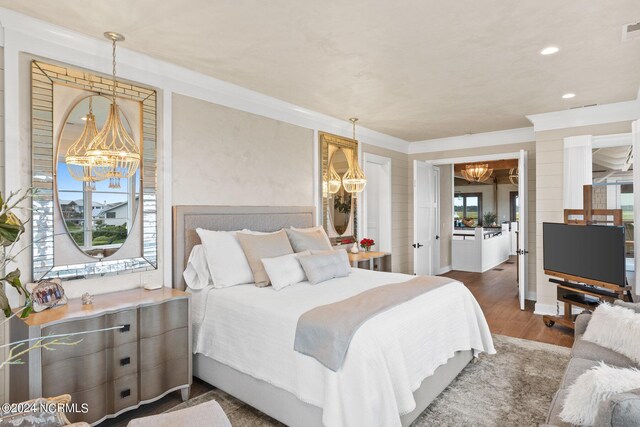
[320,132,359,245]
[31,60,157,281]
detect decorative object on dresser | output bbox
[348,251,392,272]
[9,288,191,425]
[27,279,67,312]
[542,185,633,330]
[359,237,374,252]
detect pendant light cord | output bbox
[112,37,117,102]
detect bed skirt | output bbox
[193,350,473,427]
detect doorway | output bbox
[363,153,392,253]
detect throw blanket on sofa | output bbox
[294,275,452,371]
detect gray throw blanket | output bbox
[294,275,452,371]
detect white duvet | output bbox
[190,268,495,427]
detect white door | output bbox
[633,119,640,299]
[363,153,392,252]
[414,161,439,276]
[517,150,528,310]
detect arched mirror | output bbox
[329,148,352,235]
[320,132,359,245]
[56,95,140,259]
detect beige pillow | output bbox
[237,230,294,287]
[285,228,332,252]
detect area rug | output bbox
[168,334,571,426]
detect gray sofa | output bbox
[543,309,640,427]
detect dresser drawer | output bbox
[106,309,138,346]
[110,373,139,413]
[140,360,189,401]
[43,350,108,396]
[42,317,108,360]
[67,383,108,425]
[109,341,138,380]
[140,327,189,370]
[139,299,188,338]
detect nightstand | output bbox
[10,287,191,425]
[348,251,392,272]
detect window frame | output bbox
[454,192,483,225]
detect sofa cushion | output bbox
[546,389,573,427]
[560,357,601,389]
[594,388,640,427]
[572,339,638,368]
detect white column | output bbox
[633,120,640,298]
[563,135,593,209]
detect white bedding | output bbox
[190,268,495,427]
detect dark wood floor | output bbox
[443,256,575,348]
[102,257,573,425]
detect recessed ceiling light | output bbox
[562,93,576,99]
[540,46,560,55]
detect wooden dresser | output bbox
[9,287,191,425]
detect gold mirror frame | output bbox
[31,60,158,281]
[319,132,359,245]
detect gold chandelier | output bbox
[65,97,100,190]
[509,167,519,186]
[461,163,493,182]
[342,118,367,194]
[322,164,342,197]
[86,32,140,189]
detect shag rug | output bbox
[168,335,571,426]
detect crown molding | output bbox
[408,127,534,154]
[0,7,410,154]
[526,100,640,132]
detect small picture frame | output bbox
[26,279,68,313]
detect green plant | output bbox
[482,211,497,226]
[0,189,34,319]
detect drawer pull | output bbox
[120,357,131,366]
[121,324,130,333]
[121,388,131,399]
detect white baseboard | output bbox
[534,302,584,316]
[526,291,537,301]
[438,266,452,275]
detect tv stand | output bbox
[543,184,630,330]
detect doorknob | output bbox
[435,235,440,240]
[412,243,424,248]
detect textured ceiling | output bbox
[2,1,640,141]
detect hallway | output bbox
[443,257,575,348]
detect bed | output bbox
[173,205,495,427]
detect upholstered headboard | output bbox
[172,205,316,290]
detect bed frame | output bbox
[173,205,473,426]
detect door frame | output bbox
[413,160,440,276]
[362,153,393,253]
[428,151,521,278]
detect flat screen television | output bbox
[543,222,626,287]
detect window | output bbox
[106,212,116,219]
[510,191,519,222]
[454,192,483,225]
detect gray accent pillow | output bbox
[614,300,640,313]
[285,228,332,253]
[594,388,640,427]
[237,230,294,287]
[298,249,351,285]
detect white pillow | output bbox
[582,303,640,365]
[196,228,254,288]
[560,362,640,426]
[261,251,309,291]
[298,249,351,285]
[183,244,213,290]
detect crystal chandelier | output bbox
[461,163,493,182]
[86,32,140,189]
[342,118,367,194]
[509,167,519,186]
[65,96,99,191]
[322,165,342,197]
